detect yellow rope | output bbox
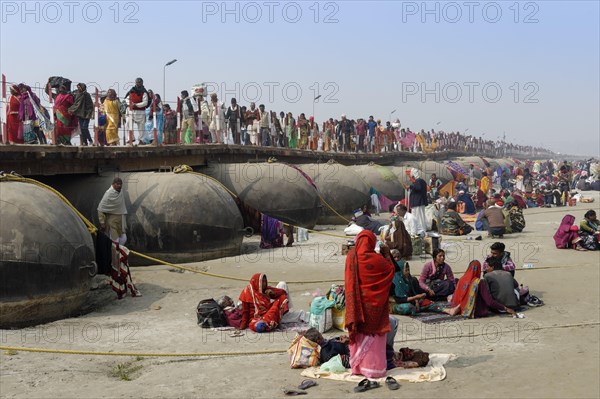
[0,346,286,357]
[2,321,597,358]
[174,164,351,236]
[130,250,343,284]
[173,165,239,199]
[0,172,98,235]
[0,171,345,283]
[316,193,351,223]
[301,228,349,239]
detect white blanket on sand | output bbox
[300,353,456,383]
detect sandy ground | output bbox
[1,193,599,399]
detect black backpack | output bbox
[196,299,227,328]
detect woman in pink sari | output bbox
[54,85,78,145]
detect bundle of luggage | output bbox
[308,284,347,333]
[45,76,72,95]
[196,296,242,328]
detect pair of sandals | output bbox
[354,377,400,393]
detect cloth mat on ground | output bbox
[301,353,456,383]
[276,321,310,332]
[460,214,478,223]
[409,311,463,325]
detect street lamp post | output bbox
[312,95,321,120]
[163,59,177,105]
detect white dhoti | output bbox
[248,121,260,145]
[411,206,427,236]
[370,193,381,215]
[130,110,146,142]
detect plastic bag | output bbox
[320,355,346,373]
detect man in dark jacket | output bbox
[484,257,519,309]
[408,168,428,236]
[68,83,94,146]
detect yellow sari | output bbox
[480,176,490,194]
[105,99,121,145]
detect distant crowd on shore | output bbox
[3,77,552,158]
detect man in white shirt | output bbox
[395,204,418,236]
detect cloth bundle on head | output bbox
[353,209,363,218]
[410,168,420,179]
[191,83,207,98]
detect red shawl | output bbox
[345,230,394,341]
[239,273,286,318]
[451,260,482,309]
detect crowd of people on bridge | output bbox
[3,77,553,158]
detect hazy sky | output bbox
[1,1,598,156]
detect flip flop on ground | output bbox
[385,376,400,390]
[354,378,380,393]
[298,380,317,390]
[283,389,307,396]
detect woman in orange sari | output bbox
[345,230,395,378]
[446,260,515,318]
[6,85,22,144]
[239,273,289,332]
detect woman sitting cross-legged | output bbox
[238,273,289,332]
[444,260,516,318]
[389,254,452,316]
[418,249,456,301]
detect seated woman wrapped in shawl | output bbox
[456,190,476,215]
[440,202,473,236]
[239,273,289,332]
[389,255,452,316]
[553,214,587,251]
[259,214,284,249]
[384,216,412,260]
[579,210,600,251]
[345,230,395,378]
[445,260,516,318]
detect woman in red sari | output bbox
[239,273,288,332]
[54,85,78,145]
[6,85,22,144]
[345,230,395,378]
